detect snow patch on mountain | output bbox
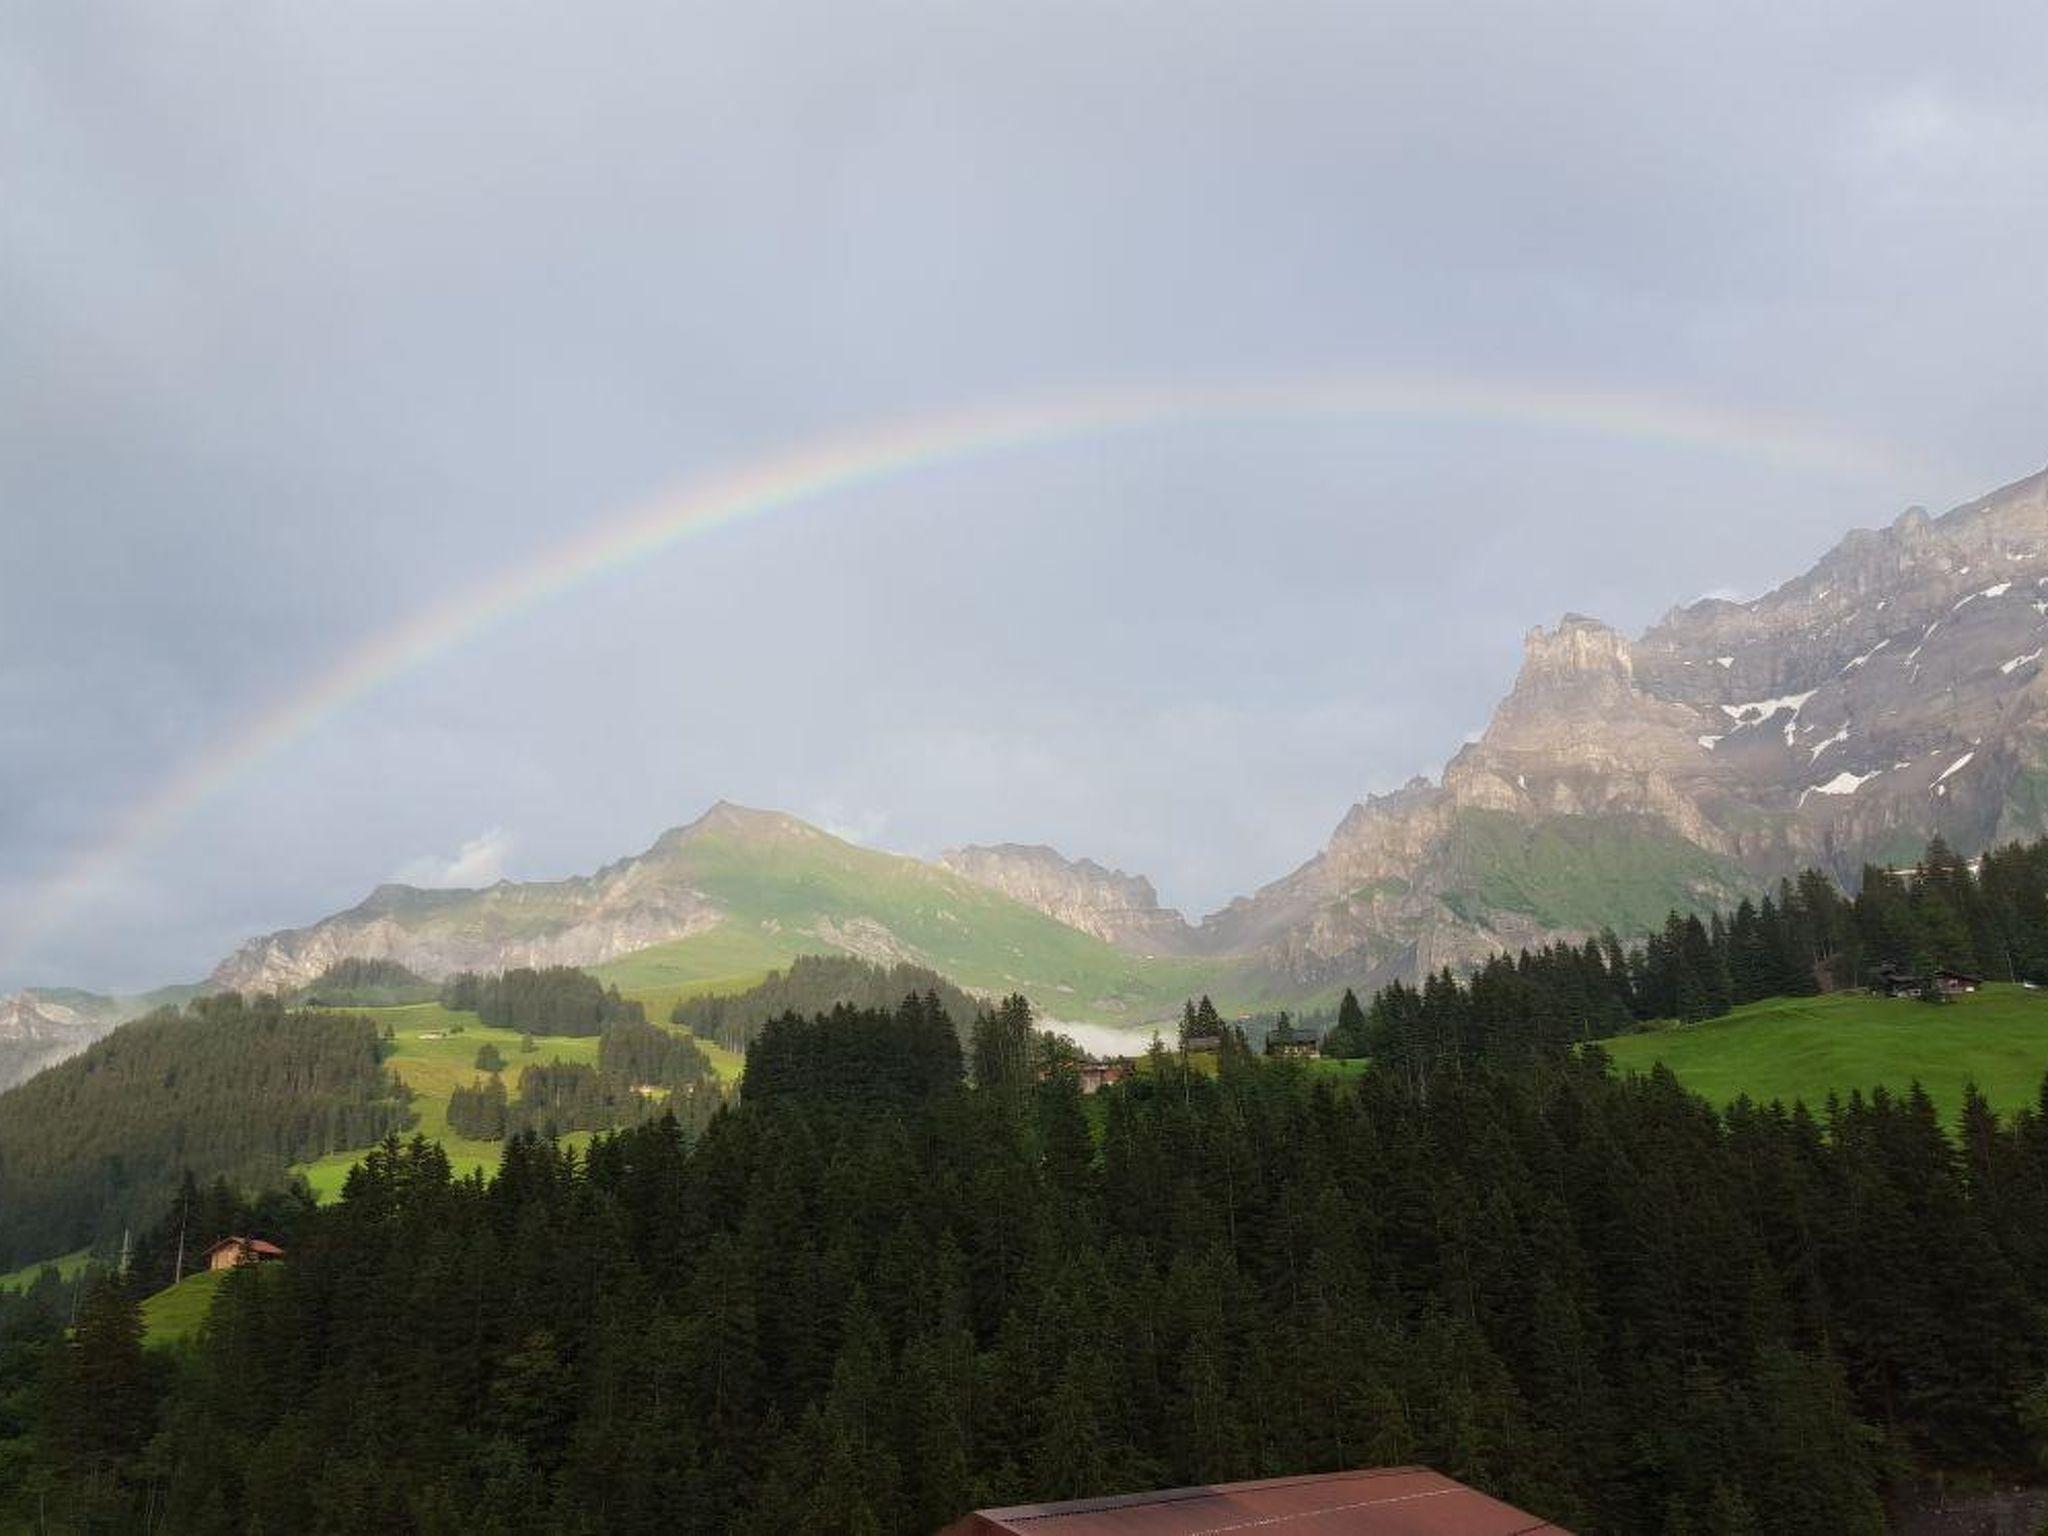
[1722,691,1817,725]
[1955,582,2014,613]
[1803,769,1883,802]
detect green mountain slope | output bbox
[588,808,1255,1026]
[208,802,1261,1031]
[1436,809,1754,933]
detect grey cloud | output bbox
[4,0,2046,988]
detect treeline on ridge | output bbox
[0,994,408,1268]
[440,964,644,1036]
[18,994,2048,1531]
[290,956,435,1007]
[670,954,980,1051]
[1322,835,2048,1072]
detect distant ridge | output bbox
[206,801,1255,1028]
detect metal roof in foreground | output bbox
[940,1466,1569,1535]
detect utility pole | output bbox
[173,1187,190,1285]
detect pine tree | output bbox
[40,1272,153,1512]
[1328,988,1368,1058]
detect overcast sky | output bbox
[5,0,2047,992]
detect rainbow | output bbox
[5,375,1905,980]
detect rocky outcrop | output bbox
[0,991,123,1090]
[1198,463,2048,981]
[937,845,1197,954]
[206,805,771,992]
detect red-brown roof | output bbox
[202,1235,284,1258]
[940,1467,1567,1535]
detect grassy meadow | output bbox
[0,1248,92,1295]
[289,997,738,1200]
[139,1267,232,1347]
[1602,983,2048,1124]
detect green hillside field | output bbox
[1602,983,2048,1124]
[0,1248,91,1295]
[289,1000,736,1199]
[140,1263,289,1348]
[140,1267,232,1347]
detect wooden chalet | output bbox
[1075,1058,1132,1095]
[203,1235,285,1272]
[1262,1021,1322,1060]
[1873,965,1984,999]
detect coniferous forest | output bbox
[8,989,2048,1532]
[442,966,647,1037]
[0,995,407,1267]
[670,955,981,1052]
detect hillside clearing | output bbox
[0,1248,92,1294]
[140,1267,232,1347]
[1602,984,2048,1123]
[288,1001,733,1199]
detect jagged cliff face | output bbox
[936,845,1197,954]
[1200,465,2048,983]
[1628,469,2048,869]
[1460,466,2048,876]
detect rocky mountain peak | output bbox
[1517,614,1635,691]
[1199,459,2048,993]
[637,802,823,865]
[672,800,810,841]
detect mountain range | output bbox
[10,462,2047,1084]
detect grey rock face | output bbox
[0,991,124,1090]
[937,844,1198,954]
[1625,467,2048,872]
[1202,464,2048,980]
[205,805,770,993]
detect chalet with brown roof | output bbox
[1076,1059,1131,1095]
[203,1236,285,1272]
